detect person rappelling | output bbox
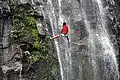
[50,22,70,43]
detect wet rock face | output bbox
[112,0,120,76]
[0,0,10,63]
[103,0,120,74]
[0,0,11,64]
[1,67,20,80]
[98,0,120,77]
[0,67,4,80]
[0,0,119,80]
[103,0,120,56]
[0,1,21,80]
[0,0,10,17]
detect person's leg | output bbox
[65,35,70,47]
[65,36,69,42]
[64,34,69,41]
[67,36,70,43]
[50,34,60,39]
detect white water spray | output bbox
[80,0,119,79]
[45,0,119,80]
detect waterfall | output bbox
[0,0,119,79]
[45,0,119,80]
[80,0,119,80]
[45,0,73,80]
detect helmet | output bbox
[63,22,66,25]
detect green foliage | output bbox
[10,3,59,79]
[10,3,49,63]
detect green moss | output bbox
[10,3,60,79]
[10,3,47,62]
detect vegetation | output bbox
[9,3,60,80]
[10,3,46,63]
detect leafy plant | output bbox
[10,3,60,79]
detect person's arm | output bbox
[51,34,60,39]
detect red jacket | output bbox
[61,25,69,34]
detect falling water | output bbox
[45,0,119,80]
[0,0,119,80]
[80,0,119,80]
[46,0,64,80]
[44,0,120,80]
[45,0,73,80]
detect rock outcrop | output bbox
[0,0,119,80]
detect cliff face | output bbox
[105,0,120,56]
[0,0,119,80]
[0,1,22,80]
[103,0,120,74]
[112,0,120,75]
[0,0,11,65]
